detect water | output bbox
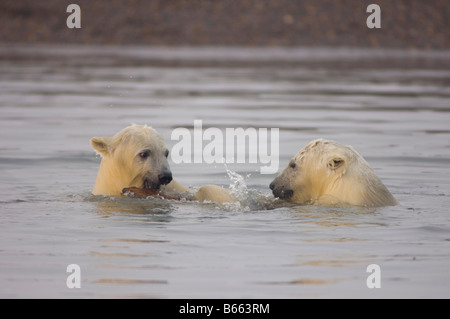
[1,45,450,298]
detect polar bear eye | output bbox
[289,161,296,169]
[164,149,169,158]
[139,150,150,159]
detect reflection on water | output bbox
[94,196,177,218]
[1,45,450,298]
[93,278,168,285]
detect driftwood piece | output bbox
[122,187,183,200]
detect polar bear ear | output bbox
[90,137,112,157]
[327,157,345,171]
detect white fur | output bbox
[91,124,234,203]
[270,139,398,207]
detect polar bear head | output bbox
[90,124,172,196]
[269,139,398,207]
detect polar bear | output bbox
[90,124,234,203]
[269,139,398,207]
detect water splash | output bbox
[226,169,250,200]
[221,169,246,211]
[223,168,280,212]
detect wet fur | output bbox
[270,139,398,207]
[91,124,234,203]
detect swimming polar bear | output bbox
[270,139,398,207]
[90,124,234,203]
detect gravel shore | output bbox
[0,0,449,49]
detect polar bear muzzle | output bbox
[269,180,294,200]
[143,170,172,190]
[158,170,173,185]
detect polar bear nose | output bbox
[270,181,294,200]
[158,172,173,185]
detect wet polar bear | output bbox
[90,124,234,203]
[270,139,398,207]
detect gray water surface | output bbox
[1,45,450,298]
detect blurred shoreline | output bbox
[2,44,450,71]
[0,0,449,49]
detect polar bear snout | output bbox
[270,180,294,200]
[158,171,173,185]
[143,169,172,190]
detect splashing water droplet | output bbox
[221,164,278,212]
[226,169,248,200]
